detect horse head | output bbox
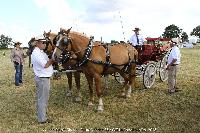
[52,27,73,63]
[43,30,57,56]
[27,37,36,56]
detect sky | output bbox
[0,0,199,47]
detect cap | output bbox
[171,38,180,44]
[35,35,46,42]
[133,27,140,31]
[14,42,22,46]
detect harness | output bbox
[75,37,137,75]
[54,32,137,75]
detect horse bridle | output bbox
[53,31,73,64]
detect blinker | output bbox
[63,38,68,45]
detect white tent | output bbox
[181,42,194,48]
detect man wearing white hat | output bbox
[129,27,145,51]
[31,35,55,124]
[167,38,181,94]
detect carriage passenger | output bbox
[31,35,55,124]
[129,27,145,51]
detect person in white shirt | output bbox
[129,27,145,51]
[31,35,55,124]
[167,38,181,94]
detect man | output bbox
[129,27,145,51]
[167,38,181,94]
[31,35,55,124]
[10,42,27,86]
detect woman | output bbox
[10,42,26,86]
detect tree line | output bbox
[1,24,200,49]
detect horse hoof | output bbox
[126,93,131,98]
[88,101,94,106]
[66,91,72,97]
[97,106,104,112]
[75,97,82,102]
[120,92,126,97]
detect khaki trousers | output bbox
[168,65,179,91]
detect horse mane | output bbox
[69,31,90,40]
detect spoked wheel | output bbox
[159,55,168,82]
[143,62,156,89]
[114,72,125,84]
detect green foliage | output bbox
[0,34,13,49]
[181,31,188,42]
[190,25,200,38]
[162,24,182,39]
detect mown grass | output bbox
[0,46,200,133]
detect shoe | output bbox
[168,89,181,94]
[39,119,52,124]
[15,84,20,86]
[168,90,175,94]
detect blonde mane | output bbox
[70,31,90,39]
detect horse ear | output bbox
[49,30,51,33]
[66,27,72,34]
[60,28,63,31]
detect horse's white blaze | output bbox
[52,47,57,60]
[52,35,62,60]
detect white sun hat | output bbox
[171,38,180,44]
[35,35,46,41]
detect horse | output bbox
[52,27,138,111]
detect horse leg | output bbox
[85,74,94,106]
[120,80,128,97]
[126,66,137,98]
[103,75,109,95]
[94,74,104,112]
[66,72,73,96]
[74,72,82,102]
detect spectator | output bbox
[167,38,181,93]
[10,42,27,86]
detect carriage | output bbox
[114,38,171,88]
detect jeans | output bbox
[14,63,23,85]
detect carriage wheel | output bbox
[159,55,168,82]
[143,62,156,89]
[114,72,125,84]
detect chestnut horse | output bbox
[52,28,138,111]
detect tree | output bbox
[190,25,200,38]
[181,31,188,42]
[0,34,13,49]
[162,24,182,39]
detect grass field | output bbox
[0,47,200,133]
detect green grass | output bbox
[0,47,200,133]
